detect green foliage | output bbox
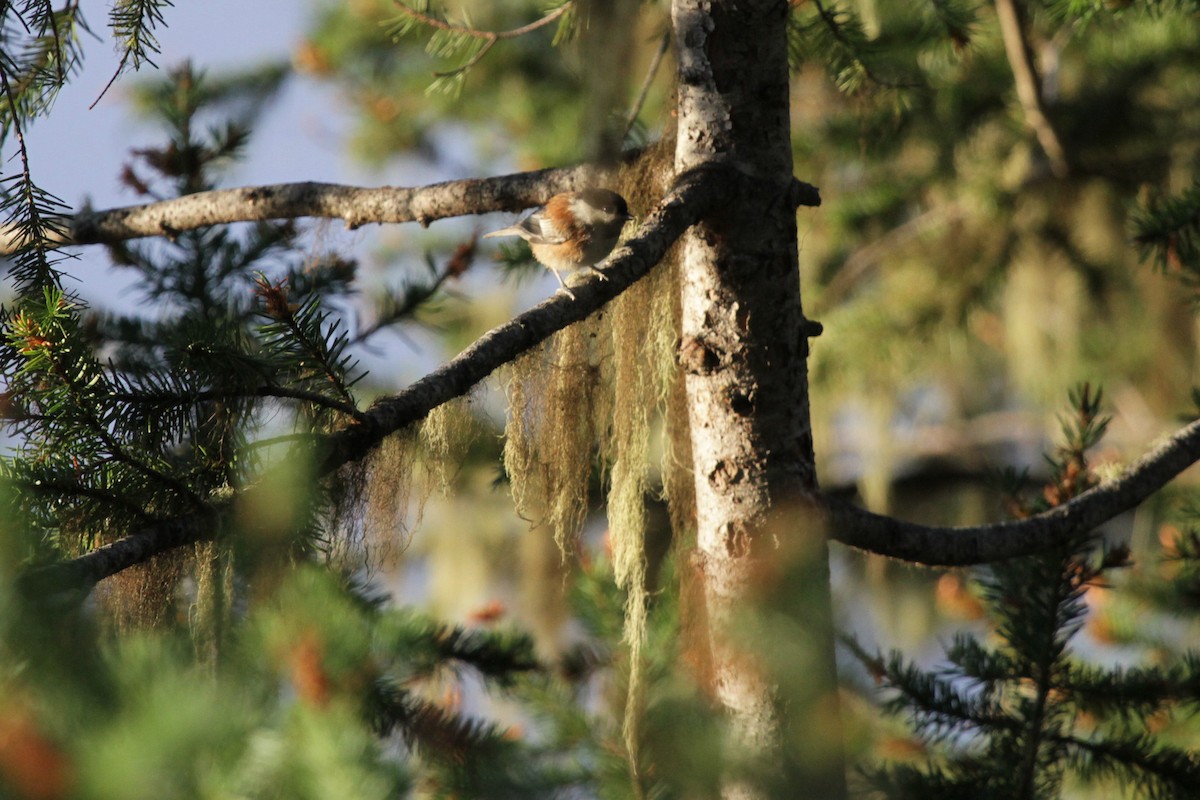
[511,553,726,800]
[0,172,69,293]
[801,0,1200,465]
[354,248,474,343]
[0,66,334,564]
[0,0,184,134]
[0,503,724,798]
[8,1,1200,797]
[0,3,87,135]
[0,53,710,798]
[109,0,172,73]
[1134,182,1200,276]
[851,388,1200,799]
[0,552,588,798]
[788,1,924,95]
[301,0,668,165]
[383,0,578,97]
[1162,523,1200,608]
[0,62,470,574]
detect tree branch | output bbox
[18,165,778,595]
[622,31,671,142]
[0,157,641,256]
[994,0,1070,178]
[17,509,219,600]
[394,1,571,41]
[20,156,1195,584]
[828,417,1200,565]
[392,1,573,78]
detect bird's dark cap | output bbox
[579,188,631,219]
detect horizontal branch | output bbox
[18,164,748,596]
[0,157,633,256]
[17,510,219,600]
[828,417,1200,565]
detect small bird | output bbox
[484,188,633,298]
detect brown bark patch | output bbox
[679,334,721,374]
[709,457,744,490]
[721,520,752,557]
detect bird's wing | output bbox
[515,213,568,245]
[483,210,568,245]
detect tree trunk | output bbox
[672,2,846,797]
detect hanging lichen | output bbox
[606,269,654,765]
[95,546,188,633]
[502,346,542,525]
[603,241,690,768]
[502,313,608,555]
[654,256,696,546]
[420,394,480,496]
[496,133,694,769]
[360,426,422,572]
[191,540,234,665]
[331,396,487,574]
[615,132,696,551]
[546,320,601,553]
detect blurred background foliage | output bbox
[298,0,1200,504]
[295,1,1200,794]
[4,0,1200,797]
[297,0,666,166]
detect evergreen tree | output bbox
[849,386,1200,798]
[4,2,1200,799]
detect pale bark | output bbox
[0,161,621,255]
[672,1,846,797]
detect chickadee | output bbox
[484,188,633,299]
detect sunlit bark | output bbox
[672,1,846,797]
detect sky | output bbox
[25,1,332,208]
[9,0,531,385]
[11,2,338,308]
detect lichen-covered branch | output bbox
[829,417,1200,565]
[18,510,219,601]
[18,166,739,596]
[27,409,1200,599]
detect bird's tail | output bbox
[482,227,519,239]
